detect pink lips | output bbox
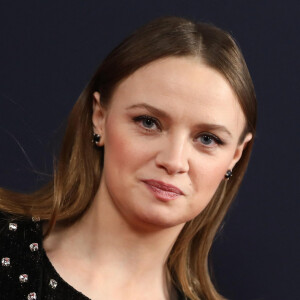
[142,179,184,202]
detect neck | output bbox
[44,182,184,299]
[75,184,183,269]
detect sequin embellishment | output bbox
[27,292,37,300]
[19,273,29,283]
[29,243,39,252]
[8,222,17,231]
[49,279,58,289]
[1,257,10,266]
[32,216,40,222]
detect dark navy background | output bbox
[0,1,299,299]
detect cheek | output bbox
[191,156,231,198]
[104,122,132,177]
[103,117,150,177]
[185,160,228,218]
[105,127,129,168]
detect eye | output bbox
[133,115,161,131]
[196,133,223,147]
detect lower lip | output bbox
[143,182,181,202]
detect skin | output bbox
[44,56,252,300]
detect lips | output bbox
[142,179,184,202]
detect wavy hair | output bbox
[0,16,257,300]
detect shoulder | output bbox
[0,211,43,299]
[0,211,41,251]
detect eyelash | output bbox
[132,115,224,147]
[195,133,224,147]
[133,115,161,131]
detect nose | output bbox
[155,134,189,175]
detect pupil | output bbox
[143,119,153,127]
[202,136,211,144]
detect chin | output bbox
[134,209,189,231]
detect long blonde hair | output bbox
[0,17,257,300]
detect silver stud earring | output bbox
[92,133,101,145]
[225,170,233,180]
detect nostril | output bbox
[155,136,189,174]
[155,154,189,175]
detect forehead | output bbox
[110,56,246,138]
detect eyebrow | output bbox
[126,103,232,137]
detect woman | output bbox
[0,16,256,300]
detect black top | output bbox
[0,213,186,300]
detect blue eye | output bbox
[133,115,160,131]
[142,118,156,129]
[197,134,223,147]
[200,135,215,145]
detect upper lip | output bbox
[142,179,184,195]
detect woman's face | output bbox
[93,56,252,229]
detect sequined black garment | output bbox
[0,213,186,300]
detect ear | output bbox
[92,91,106,146]
[229,132,253,170]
